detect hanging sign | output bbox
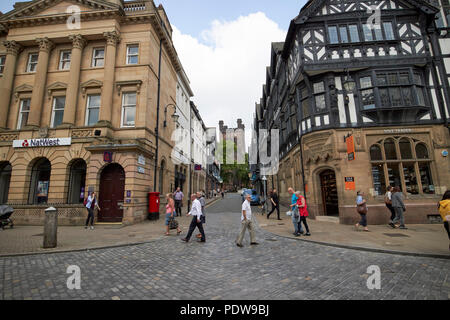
[346,135,356,161]
[345,177,356,191]
[103,151,113,163]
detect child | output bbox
[296,191,311,236]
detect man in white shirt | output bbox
[181,194,206,243]
[236,194,258,247]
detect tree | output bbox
[218,140,250,189]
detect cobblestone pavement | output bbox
[1,194,449,300]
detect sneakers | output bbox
[305,232,311,236]
[389,223,396,228]
[236,243,243,247]
[250,242,259,246]
[90,226,94,230]
[399,226,408,230]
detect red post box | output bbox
[148,192,160,221]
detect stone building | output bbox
[0,0,186,225]
[254,0,450,225]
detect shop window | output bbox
[384,138,397,160]
[416,143,429,159]
[370,138,434,195]
[399,138,412,159]
[68,160,86,204]
[29,158,51,204]
[370,145,383,161]
[0,162,12,204]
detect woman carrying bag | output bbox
[355,191,369,232]
[164,193,182,236]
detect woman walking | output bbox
[296,191,311,236]
[391,187,407,229]
[438,191,450,250]
[355,191,369,232]
[165,193,182,236]
[85,192,100,230]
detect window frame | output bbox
[0,55,6,75]
[17,98,31,129]
[58,50,71,70]
[50,95,66,128]
[121,92,137,128]
[26,52,39,73]
[92,47,105,68]
[126,44,139,65]
[85,94,101,126]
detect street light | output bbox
[343,69,356,93]
[163,104,180,127]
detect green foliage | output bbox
[218,140,250,187]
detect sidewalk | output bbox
[0,197,220,256]
[254,204,450,258]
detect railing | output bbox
[123,1,148,12]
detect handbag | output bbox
[357,203,368,215]
[286,211,292,216]
[168,217,179,230]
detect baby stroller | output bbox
[0,205,14,230]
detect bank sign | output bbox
[13,138,72,148]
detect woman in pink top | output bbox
[165,193,181,236]
[296,191,311,236]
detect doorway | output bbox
[99,163,125,223]
[320,169,339,216]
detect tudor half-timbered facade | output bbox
[255,0,450,225]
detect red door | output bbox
[99,164,125,223]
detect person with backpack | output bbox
[355,191,369,232]
[391,186,407,230]
[296,191,311,236]
[84,192,100,230]
[438,190,450,250]
[385,186,396,227]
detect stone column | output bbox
[61,34,86,127]
[27,38,54,129]
[99,31,120,126]
[0,41,22,129]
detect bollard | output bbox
[43,207,58,249]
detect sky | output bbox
[0,0,309,144]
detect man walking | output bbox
[267,189,281,220]
[236,194,259,247]
[173,187,184,217]
[181,194,206,243]
[196,191,206,239]
[288,187,303,236]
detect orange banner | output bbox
[346,136,356,161]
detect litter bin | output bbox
[148,192,160,221]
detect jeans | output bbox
[267,204,280,219]
[291,207,303,234]
[358,214,367,227]
[392,207,405,226]
[386,204,396,222]
[85,207,94,227]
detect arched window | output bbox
[0,162,12,204]
[399,138,412,159]
[416,143,429,159]
[29,158,51,204]
[68,159,87,204]
[370,145,383,161]
[159,160,165,194]
[384,138,397,160]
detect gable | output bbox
[0,0,119,21]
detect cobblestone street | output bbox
[1,194,449,300]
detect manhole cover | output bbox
[383,233,410,238]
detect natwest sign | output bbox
[13,138,72,148]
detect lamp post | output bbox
[163,104,180,127]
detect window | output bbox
[370,138,434,195]
[51,96,66,128]
[92,48,105,67]
[0,55,5,74]
[27,53,39,72]
[126,44,139,65]
[300,87,310,119]
[29,158,51,204]
[313,82,326,112]
[362,22,395,42]
[59,50,71,70]
[363,24,373,41]
[86,95,101,126]
[121,92,137,127]
[0,162,12,205]
[349,25,360,42]
[383,22,395,40]
[328,26,339,44]
[360,77,375,110]
[339,26,348,43]
[17,99,31,129]
[68,160,86,204]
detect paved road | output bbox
[1,194,449,300]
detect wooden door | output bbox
[99,164,125,223]
[320,170,339,216]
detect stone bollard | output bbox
[43,207,58,249]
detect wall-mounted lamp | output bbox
[163,103,179,127]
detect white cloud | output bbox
[172,12,287,147]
